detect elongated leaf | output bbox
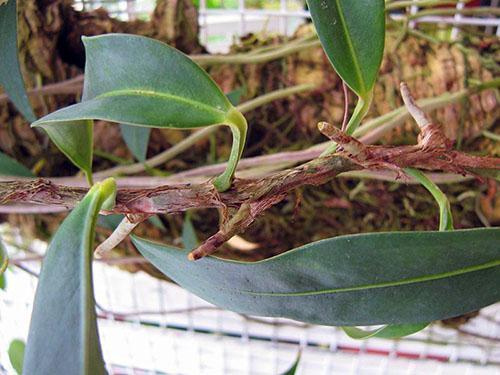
[343,322,429,340]
[0,237,7,275]
[0,151,34,176]
[0,0,36,122]
[182,215,198,250]
[120,124,150,162]
[226,87,245,106]
[306,0,385,97]
[133,228,500,326]
[8,339,25,375]
[281,352,301,375]
[148,215,166,231]
[343,167,452,338]
[37,120,94,183]
[32,34,247,191]
[23,178,116,375]
[98,213,124,230]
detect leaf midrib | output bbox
[237,259,500,297]
[334,0,366,95]
[97,88,228,117]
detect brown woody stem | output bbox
[1,83,499,260]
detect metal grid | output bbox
[1,228,500,374]
[2,1,500,373]
[74,1,500,51]
[2,259,500,373]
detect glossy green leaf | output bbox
[97,213,124,230]
[32,34,248,191]
[133,228,500,326]
[8,339,25,375]
[120,124,151,162]
[226,87,245,106]
[23,178,116,375]
[0,151,34,177]
[38,120,94,184]
[148,215,167,232]
[0,0,36,122]
[182,214,198,250]
[343,322,429,339]
[306,0,385,98]
[0,237,7,275]
[343,167,453,338]
[281,352,301,375]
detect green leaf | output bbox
[281,352,301,375]
[8,339,25,375]
[133,228,500,326]
[0,237,7,275]
[0,272,6,290]
[23,178,116,375]
[32,34,248,191]
[343,322,429,339]
[182,214,198,250]
[343,168,452,338]
[97,213,124,230]
[306,0,385,98]
[0,151,34,176]
[148,215,166,231]
[37,120,94,184]
[0,0,36,122]
[120,124,151,162]
[226,87,245,106]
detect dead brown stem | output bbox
[0,157,358,215]
[317,84,500,179]
[1,83,499,260]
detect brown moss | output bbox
[1,6,498,277]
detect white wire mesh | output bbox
[2,1,500,374]
[1,231,500,374]
[73,0,500,52]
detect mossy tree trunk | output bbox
[0,0,202,175]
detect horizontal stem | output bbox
[0,37,319,106]
[357,80,500,144]
[0,156,360,215]
[191,39,321,66]
[408,7,500,19]
[386,0,464,10]
[0,75,83,105]
[94,83,317,179]
[77,79,500,186]
[179,79,498,180]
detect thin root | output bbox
[95,214,148,257]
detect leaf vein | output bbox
[239,259,500,297]
[334,0,366,94]
[97,89,227,117]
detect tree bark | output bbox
[0,0,203,174]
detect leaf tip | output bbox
[89,177,116,207]
[30,119,41,128]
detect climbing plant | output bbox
[0,1,498,374]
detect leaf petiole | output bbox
[213,108,248,192]
[404,167,454,231]
[321,90,373,156]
